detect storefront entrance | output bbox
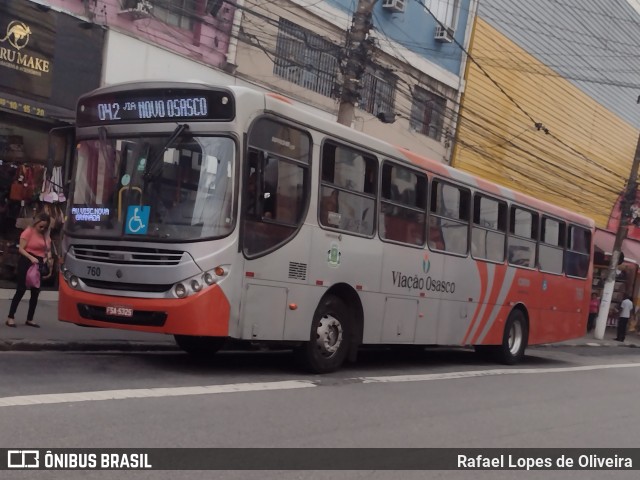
[0,2,104,292]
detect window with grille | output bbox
[151,0,196,30]
[424,0,460,28]
[359,67,396,117]
[274,19,339,98]
[411,87,446,141]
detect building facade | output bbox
[232,0,478,161]
[451,0,640,230]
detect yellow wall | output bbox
[452,18,638,227]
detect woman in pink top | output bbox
[6,212,52,328]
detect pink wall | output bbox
[44,0,233,67]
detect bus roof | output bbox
[79,81,595,228]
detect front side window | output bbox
[243,119,311,257]
[319,142,377,236]
[70,132,235,241]
[379,162,427,246]
[508,207,538,268]
[429,180,470,255]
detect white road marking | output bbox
[1,363,639,408]
[0,381,315,407]
[361,363,640,383]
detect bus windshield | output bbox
[68,132,235,241]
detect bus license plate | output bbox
[106,306,133,317]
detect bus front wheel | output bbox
[296,295,351,374]
[174,335,226,359]
[496,309,528,365]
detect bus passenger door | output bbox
[240,138,311,341]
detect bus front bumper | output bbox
[58,277,230,336]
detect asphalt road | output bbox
[1,345,639,480]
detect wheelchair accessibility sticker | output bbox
[125,206,150,235]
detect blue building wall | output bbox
[325,0,471,75]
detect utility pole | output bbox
[336,0,377,126]
[594,134,640,339]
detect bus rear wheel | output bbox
[174,335,226,359]
[296,295,351,374]
[496,309,528,365]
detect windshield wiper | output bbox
[143,124,189,179]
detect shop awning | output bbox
[594,228,640,264]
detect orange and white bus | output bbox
[59,81,594,372]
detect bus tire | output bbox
[496,309,528,365]
[296,295,351,374]
[174,335,226,359]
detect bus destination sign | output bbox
[76,89,235,126]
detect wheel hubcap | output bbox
[508,321,523,355]
[315,314,343,358]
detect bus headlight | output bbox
[70,276,79,289]
[203,272,216,285]
[175,283,187,298]
[190,279,202,292]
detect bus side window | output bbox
[508,206,538,268]
[565,225,591,278]
[379,162,426,246]
[429,180,469,255]
[471,194,507,263]
[319,141,377,236]
[320,188,340,227]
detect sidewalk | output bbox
[2,296,640,352]
[0,297,177,352]
[541,328,640,348]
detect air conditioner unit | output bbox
[434,25,454,43]
[117,0,152,20]
[381,0,406,14]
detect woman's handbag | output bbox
[38,259,50,278]
[26,263,41,289]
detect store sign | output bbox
[0,3,55,98]
[0,95,46,117]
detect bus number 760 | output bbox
[87,266,101,277]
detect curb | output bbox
[535,342,640,348]
[0,340,180,352]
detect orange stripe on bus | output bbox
[266,92,293,104]
[470,264,508,345]
[395,147,451,176]
[463,261,488,344]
